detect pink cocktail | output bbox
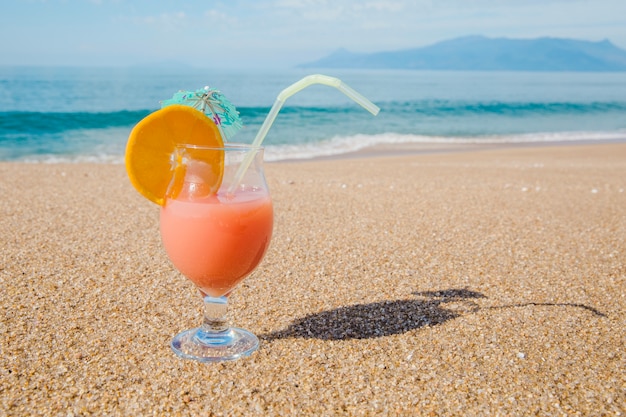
[161,192,273,298]
[160,144,273,362]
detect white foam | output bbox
[264,130,626,161]
[20,154,125,164]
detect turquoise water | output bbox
[1,67,625,162]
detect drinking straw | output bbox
[229,74,380,193]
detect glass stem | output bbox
[200,294,230,334]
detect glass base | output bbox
[171,327,259,362]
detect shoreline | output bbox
[273,136,626,163]
[1,141,624,415]
[4,136,626,165]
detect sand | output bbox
[1,142,624,416]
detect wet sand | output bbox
[1,142,624,415]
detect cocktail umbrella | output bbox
[161,86,243,140]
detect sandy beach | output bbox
[1,142,624,416]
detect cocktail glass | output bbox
[160,144,273,362]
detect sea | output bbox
[1,66,625,163]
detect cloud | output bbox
[272,0,326,8]
[204,9,238,26]
[354,1,405,13]
[132,11,187,29]
[271,0,345,21]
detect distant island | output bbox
[298,36,626,72]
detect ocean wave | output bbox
[0,110,150,136]
[264,130,626,161]
[381,100,626,116]
[0,106,341,137]
[4,99,625,138]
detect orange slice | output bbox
[125,105,224,205]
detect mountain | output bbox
[298,36,626,71]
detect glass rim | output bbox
[175,143,264,151]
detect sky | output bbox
[1,0,626,69]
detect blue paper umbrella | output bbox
[161,86,243,140]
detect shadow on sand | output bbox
[261,288,606,341]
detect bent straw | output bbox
[229,74,380,193]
